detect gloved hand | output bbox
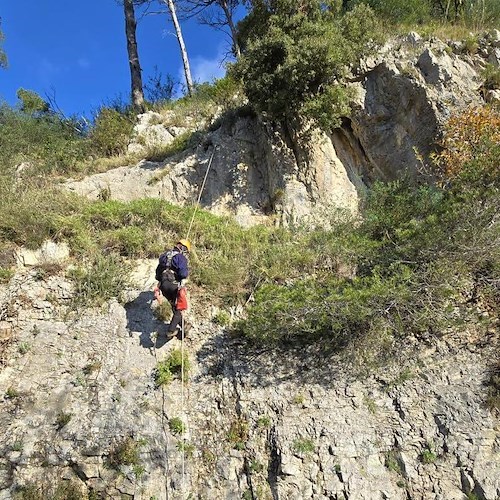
[178,279,188,289]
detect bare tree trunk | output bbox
[220,0,241,58]
[123,0,145,112]
[165,0,194,96]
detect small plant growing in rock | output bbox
[213,309,231,326]
[11,440,23,452]
[249,459,264,473]
[462,35,479,54]
[292,394,304,405]
[419,443,437,464]
[176,440,195,458]
[201,447,216,466]
[73,373,86,387]
[154,349,190,387]
[18,342,31,355]
[108,436,144,469]
[83,361,102,375]
[486,362,500,414]
[292,438,315,455]
[55,411,72,430]
[257,415,271,428]
[384,450,403,475]
[6,387,19,399]
[168,417,186,435]
[363,396,377,414]
[0,267,14,284]
[154,300,172,322]
[227,418,249,451]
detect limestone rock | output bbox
[15,241,70,268]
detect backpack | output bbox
[156,249,180,284]
[159,249,178,270]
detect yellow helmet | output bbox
[177,239,192,252]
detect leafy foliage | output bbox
[237,105,499,354]
[108,436,144,469]
[233,1,381,131]
[155,348,190,386]
[0,21,7,69]
[16,88,50,114]
[68,252,129,308]
[0,101,90,176]
[347,0,499,26]
[90,107,135,156]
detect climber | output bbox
[154,239,191,339]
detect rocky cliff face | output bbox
[0,262,498,499]
[2,31,500,500]
[66,31,499,227]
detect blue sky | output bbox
[0,0,242,117]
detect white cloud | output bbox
[177,45,227,87]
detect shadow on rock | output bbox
[196,330,351,389]
[125,291,171,349]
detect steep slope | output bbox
[0,260,498,499]
[65,32,498,226]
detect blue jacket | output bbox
[170,252,189,281]
[155,249,189,282]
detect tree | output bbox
[183,0,243,58]
[16,88,50,114]
[233,1,381,132]
[0,18,8,69]
[122,0,146,111]
[162,0,194,95]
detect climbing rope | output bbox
[180,313,186,496]
[180,145,218,497]
[186,145,218,240]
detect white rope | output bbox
[181,313,185,497]
[179,145,217,497]
[186,146,217,241]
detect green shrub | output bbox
[348,0,431,24]
[292,438,315,455]
[0,175,82,249]
[18,342,31,355]
[176,440,195,458]
[233,2,382,132]
[213,309,231,326]
[227,418,249,450]
[168,417,186,435]
[144,130,197,162]
[108,436,144,469]
[90,107,135,156]
[14,480,84,500]
[68,252,129,308]
[0,102,89,176]
[257,415,271,428]
[486,363,500,413]
[0,267,14,283]
[154,348,190,386]
[6,387,20,399]
[482,63,500,90]
[419,444,437,464]
[101,226,149,255]
[154,301,172,322]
